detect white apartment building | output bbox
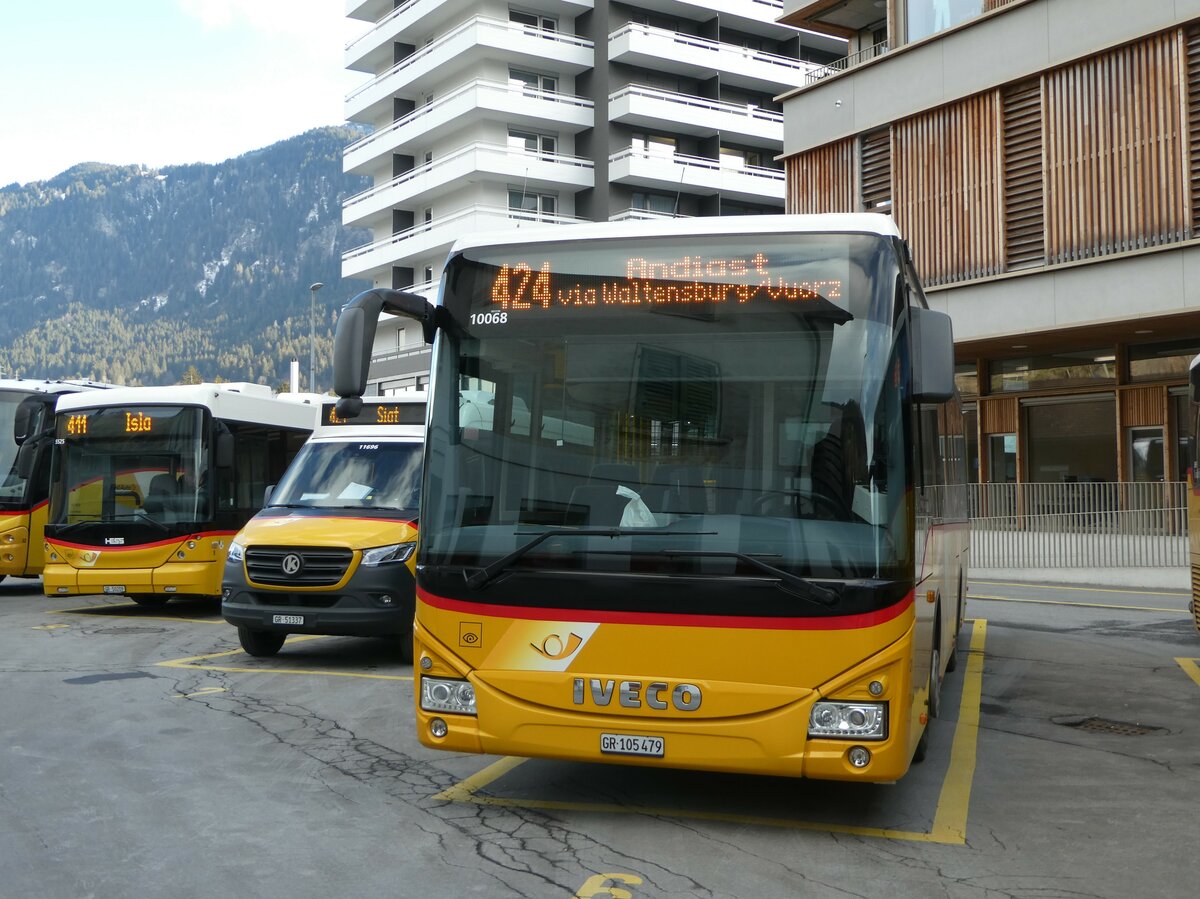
[342,0,845,393]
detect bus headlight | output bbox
[808,701,887,740]
[227,540,245,563]
[421,676,477,715]
[361,542,416,567]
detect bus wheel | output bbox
[130,595,169,607]
[238,627,286,657]
[946,580,963,673]
[913,647,941,764]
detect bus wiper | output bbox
[656,550,839,608]
[465,528,715,590]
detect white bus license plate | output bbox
[600,733,664,758]
[103,586,125,595]
[272,615,304,626]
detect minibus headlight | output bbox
[361,542,416,567]
[227,540,245,563]
[421,676,477,715]
[808,701,887,740]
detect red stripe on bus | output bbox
[417,587,913,631]
[46,530,239,551]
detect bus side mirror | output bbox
[263,484,274,505]
[334,288,436,418]
[215,431,235,469]
[13,396,45,445]
[910,307,955,404]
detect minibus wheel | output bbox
[238,626,286,657]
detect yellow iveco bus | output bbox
[43,383,318,605]
[333,215,970,782]
[221,395,425,659]
[0,379,114,581]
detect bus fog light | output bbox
[421,676,477,715]
[868,680,884,696]
[420,656,433,670]
[848,746,871,768]
[808,701,886,740]
[430,717,448,738]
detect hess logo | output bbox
[530,632,583,660]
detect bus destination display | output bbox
[64,410,155,437]
[485,252,842,321]
[323,402,425,428]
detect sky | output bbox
[0,0,363,187]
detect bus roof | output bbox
[0,378,116,397]
[54,383,321,429]
[449,213,902,255]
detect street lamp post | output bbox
[309,282,324,392]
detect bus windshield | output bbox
[0,392,37,511]
[269,441,423,513]
[424,231,913,590]
[49,405,209,528]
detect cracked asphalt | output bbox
[1,576,1197,899]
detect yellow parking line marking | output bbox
[156,636,413,682]
[176,687,228,699]
[970,580,1187,597]
[1176,658,1200,688]
[969,594,1187,614]
[434,619,988,844]
[31,624,69,630]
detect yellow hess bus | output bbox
[0,379,115,581]
[43,383,318,605]
[333,215,970,782]
[221,395,426,659]
[1187,355,1200,633]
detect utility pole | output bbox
[309,282,324,392]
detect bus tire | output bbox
[913,646,940,764]
[130,595,169,607]
[238,627,286,657]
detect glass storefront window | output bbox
[1129,338,1200,383]
[906,0,986,42]
[989,349,1115,394]
[1025,398,1117,483]
[1171,391,1189,481]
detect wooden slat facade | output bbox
[1044,32,1188,264]
[1118,384,1168,428]
[980,396,1018,434]
[785,24,1200,285]
[1002,80,1045,269]
[786,138,855,214]
[860,129,892,212]
[892,93,1004,286]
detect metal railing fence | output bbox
[968,481,1187,569]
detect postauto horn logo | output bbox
[530,632,584,660]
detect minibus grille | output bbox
[245,546,353,587]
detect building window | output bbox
[1025,397,1117,483]
[906,0,987,43]
[1129,338,1200,383]
[510,9,556,31]
[632,132,676,157]
[989,349,1116,394]
[631,191,676,214]
[720,147,766,170]
[510,68,557,94]
[508,128,557,156]
[509,190,557,219]
[954,363,978,399]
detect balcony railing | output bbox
[346,16,593,106]
[343,142,594,217]
[968,481,1187,569]
[610,146,786,183]
[609,23,814,82]
[609,208,692,221]
[608,84,783,129]
[345,79,593,162]
[343,203,588,265]
[805,39,889,85]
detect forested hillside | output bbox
[0,127,370,386]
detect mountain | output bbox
[0,127,371,387]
